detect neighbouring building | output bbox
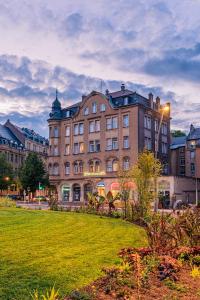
[158,176,198,207]
[171,136,186,177]
[48,85,171,203]
[0,120,49,174]
[4,120,49,161]
[0,124,25,174]
[171,124,200,178]
[185,124,200,178]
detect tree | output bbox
[131,151,162,219]
[0,153,13,190]
[106,191,120,215]
[87,192,105,212]
[19,153,48,194]
[171,130,186,137]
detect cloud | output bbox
[62,13,83,37]
[144,43,200,82]
[1,1,200,135]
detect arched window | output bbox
[74,161,84,174]
[89,160,94,172]
[65,162,70,175]
[88,159,101,173]
[53,163,59,175]
[106,159,113,172]
[113,159,119,172]
[95,160,100,172]
[123,157,130,170]
[106,158,119,172]
[74,161,79,174]
[48,164,52,175]
[54,127,59,138]
[79,161,83,173]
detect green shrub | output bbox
[164,278,187,292]
[30,287,59,300]
[0,197,16,207]
[69,290,92,300]
[191,255,200,266]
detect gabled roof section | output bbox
[187,125,200,140]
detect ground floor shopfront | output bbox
[50,175,199,208]
[55,176,135,204]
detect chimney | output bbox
[82,95,86,101]
[190,124,195,132]
[105,89,109,96]
[121,83,125,92]
[148,93,153,108]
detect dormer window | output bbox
[124,97,129,105]
[92,102,97,113]
[66,110,70,118]
[84,107,89,116]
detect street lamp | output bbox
[154,104,170,212]
[4,177,10,181]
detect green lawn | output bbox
[0,208,147,299]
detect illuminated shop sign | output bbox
[83,171,106,177]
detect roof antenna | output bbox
[100,80,103,93]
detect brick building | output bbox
[171,124,200,178]
[48,85,171,203]
[171,136,186,177]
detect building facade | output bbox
[48,85,171,203]
[0,120,49,174]
[171,124,200,179]
[171,136,186,177]
[4,120,49,161]
[0,124,25,174]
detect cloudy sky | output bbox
[0,0,200,136]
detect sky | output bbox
[0,0,200,137]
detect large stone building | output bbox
[48,85,171,203]
[0,120,49,174]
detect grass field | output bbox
[0,208,147,299]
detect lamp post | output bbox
[154,105,169,212]
[4,176,10,197]
[195,177,198,206]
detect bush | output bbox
[69,290,92,300]
[0,197,16,207]
[48,195,58,211]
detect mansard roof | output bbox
[4,120,48,146]
[21,127,49,145]
[170,136,186,150]
[0,124,22,146]
[49,86,155,121]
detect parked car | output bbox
[7,195,22,201]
